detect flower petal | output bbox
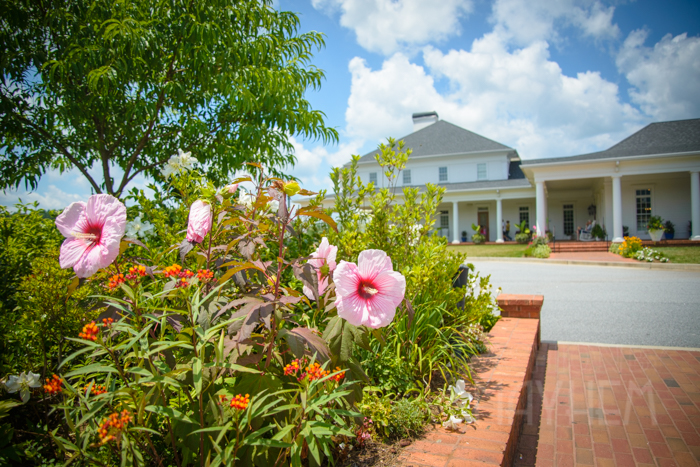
[362,291,397,328]
[59,238,88,270]
[20,387,30,403]
[74,242,116,278]
[86,194,127,229]
[357,249,393,280]
[372,270,406,308]
[55,202,86,238]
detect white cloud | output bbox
[491,0,619,46]
[0,184,89,211]
[344,35,644,160]
[311,0,472,55]
[617,29,700,120]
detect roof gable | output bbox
[358,120,513,162]
[522,118,700,165]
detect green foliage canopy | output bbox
[0,0,337,197]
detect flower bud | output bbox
[186,200,212,243]
[283,181,301,196]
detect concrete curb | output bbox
[465,256,700,271]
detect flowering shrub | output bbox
[321,139,499,397]
[1,162,414,465]
[634,247,669,263]
[524,244,551,258]
[618,236,643,258]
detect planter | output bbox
[648,229,664,242]
[461,236,467,242]
[666,232,674,240]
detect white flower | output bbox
[442,415,463,430]
[176,149,196,170]
[161,149,196,179]
[267,199,280,213]
[4,372,41,403]
[461,410,476,424]
[240,192,255,209]
[125,215,154,239]
[449,379,473,406]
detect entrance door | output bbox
[477,211,489,241]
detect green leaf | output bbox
[193,357,202,395]
[145,405,198,425]
[65,363,119,377]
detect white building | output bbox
[308,112,700,243]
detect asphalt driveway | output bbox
[469,260,700,348]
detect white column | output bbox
[536,181,546,237]
[691,171,700,240]
[496,198,504,243]
[452,201,460,244]
[612,175,624,242]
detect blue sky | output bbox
[3,0,700,209]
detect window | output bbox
[636,188,652,231]
[439,167,448,182]
[403,169,411,185]
[563,204,574,236]
[369,172,377,184]
[439,210,449,238]
[477,163,487,181]
[519,206,529,226]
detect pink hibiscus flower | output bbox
[186,200,212,243]
[55,195,127,278]
[333,249,406,329]
[303,237,338,300]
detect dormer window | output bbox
[439,167,448,182]
[403,169,411,185]
[477,163,487,181]
[369,172,377,184]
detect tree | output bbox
[0,0,337,197]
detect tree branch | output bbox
[14,114,103,194]
[93,116,114,194]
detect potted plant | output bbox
[664,220,675,240]
[514,220,530,244]
[647,215,665,241]
[471,223,485,244]
[591,224,606,241]
[461,230,467,242]
[623,225,629,237]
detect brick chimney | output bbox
[412,111,439,132]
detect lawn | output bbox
[654,246,700,264]
[447,243,528,258]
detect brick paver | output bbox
[516,343,700,466]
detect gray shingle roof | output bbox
[522,118,700,165]
[358,120,513,162]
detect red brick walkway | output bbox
[518,343,700,467]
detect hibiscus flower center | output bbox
[72,225,102,246]
[358,280,379,299]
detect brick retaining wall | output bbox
[398,294,543,467]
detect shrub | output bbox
[591,224,606,240]
[471,233,486,244]
[357,392,429,440]
[634,247,669,263]
[524,244,551,258]
[664,220,675,235]
[609,243,621,254]
[515,232,530,244]
[325,140,498,393]
[618,236,642,258]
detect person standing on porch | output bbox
[504,220,512,241]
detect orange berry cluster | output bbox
[102,317,114,327]
[126,264,146,280]
[197,269,214,281]
[284,359,302,376]
[229,394,250,411]
[98,410,132,445]
[79,321,100,341]
[330,367,346,383]
[84,383,107,396]
[108,274,125,289]
[44,374,62,394]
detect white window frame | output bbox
[477,163,487,181]
[403,169,411,185]
[439,167,448,182]
[634,186,654,233]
